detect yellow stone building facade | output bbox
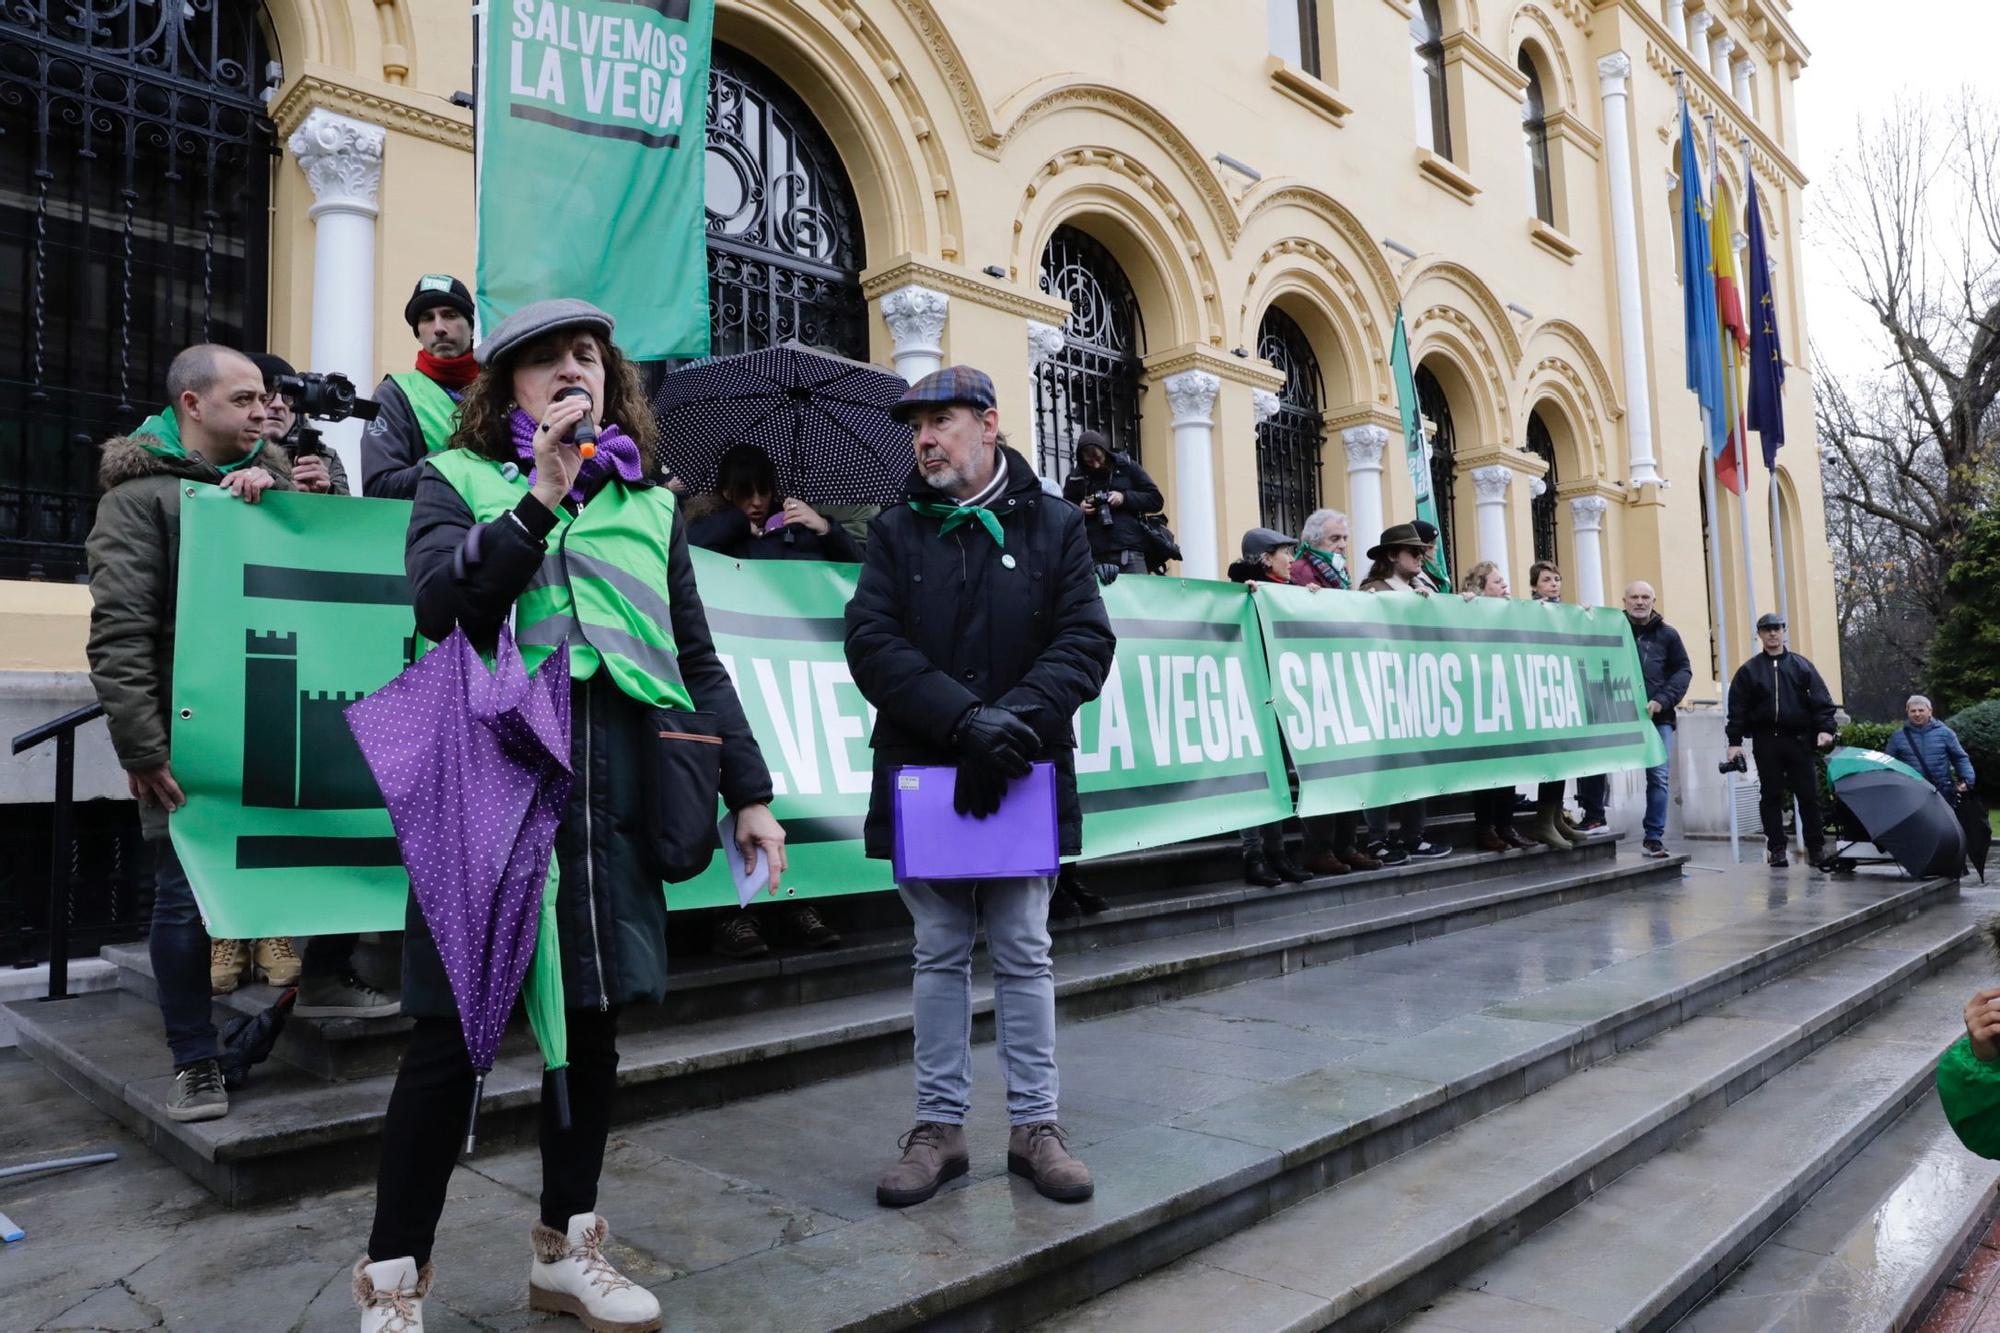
[0,0,1828,824]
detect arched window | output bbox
[1410,0,1452,160]
[705,46,868,360]
[1035,225,1146,480]
[0,2,272,580]
[1414,364,1458,584]
[1525,409,1558,563]
[1256,307,1325,538]
[1519,49,1554,224]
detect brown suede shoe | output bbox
[876,1122,968,1207]
[1339,846,1383,871]
[1475,826,1509,853]
[1007,1121,1094,1202]
[1303,850,1351,876]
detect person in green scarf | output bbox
[1942,958,2000,1159]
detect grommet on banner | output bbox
[500,463,520,482]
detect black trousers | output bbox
[369,1007,622,1266]
[1752,732,1825,855]
[1473,788,1517,830]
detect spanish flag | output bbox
[1710,180,1748,494]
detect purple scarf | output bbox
[509,408,644,505]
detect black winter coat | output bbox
[1062,458,1163,562]
[686,507,860,563]
[1628,612,1691,727]
[1726,649,1838,745]
[398,457,773,1017]
[845,447,1116,860]
[362,375,460,500]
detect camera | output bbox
[274,371,380,425]
[1718,753,1749,775]
[1086,490,1116,526]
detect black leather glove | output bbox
[953,759,1009,818]
[952,705,1036,779]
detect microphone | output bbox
[553,386,598,459]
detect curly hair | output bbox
[448,328,658,463]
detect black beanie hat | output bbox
[404,274,474,332]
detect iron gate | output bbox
[1526,408,1558,563]
[1255,306,1324,538]
[1034,224,1145,481]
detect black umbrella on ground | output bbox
[1827,748,1966,880]
[1959,789,1991,882]
[218,986,296,1090]
[652,341,911,506]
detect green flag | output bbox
[1390,306,1450,587]
[476,0,714,359]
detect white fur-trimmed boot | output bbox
[528,1213,662,1333]
[353,1255,430,1332]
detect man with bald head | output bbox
[87,343,294,1125]
[1625,581,1690,857]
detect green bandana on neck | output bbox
[908,499,1005,548]
[131,407,267,474]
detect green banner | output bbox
[476,0,714,359]
[1253,584,1666,818]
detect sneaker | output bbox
[253,936,302,987]
[1578,818,1609,833]
[209,938,250,994]
[167,1058,229,1123]
[709,913,769,960]
[529,1213,661,1332]
[354,1255,431,1332]
[1367,841,1410,866]
[782,903,842,949]
[1007,1121,1094,1202]
[1404,840,1452,860]
[296,972,401,1020]
[877,1121,969,1207]
[1767,850,1789,868]
[1641,838,1670,859]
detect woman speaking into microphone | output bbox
[353,299,785,1332]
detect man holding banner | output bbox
[847,366,1116,1208]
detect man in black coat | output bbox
[1624,581,1690,859]
[1061,429,1162,576]
[1726,612,1838,868]
[845,365,1115,1209]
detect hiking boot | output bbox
[782,903,841,949]
[1339,846,1383,871]
[1642,838,1670,859]
[1242,851,1284,888]
[1476,826,1509,853]
[529,1213,661,1332]
[1062,875,1108,915]
[1303,849,1352,876]
[167,1058,228,1123]
[877,1121,969,1207]
[354,1255,431,1333]
[1404,840,1452,860]
[1274,855,1314,883]
[709,913,769,960]
[254,936,302,987]
[1528,809,1575,851]
[210,937,250,994]
[1500,826,1537,851]
[297,972,401,1020]
[1007,1121,1094,1202]
[1767,850,1789,868]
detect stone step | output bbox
[1673,1096,2000,1332]
[9,845,1673,1205]
[105,827,1603,1083]
[1031,888,1996,1333]
[522,872,1966,1332]
[1394,931,1997,1332]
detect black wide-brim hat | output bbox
[1367,522,1427,562]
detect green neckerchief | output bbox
[908,499,1005,548]
[131,407,267,474]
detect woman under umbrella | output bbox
[353,299,786,1332]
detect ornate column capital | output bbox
[1731,57,1755,103]
[1686,9,1714,36]
[1569,493,1611,532]
[1251,389,1282,428]
[1341,423,1389,467]
[288,107,384,220]
[1528,476,1548,499]
[1596,51,1633,99]
[1163,369,1220,426]
[1470,465,1514,503]
[1027,319,1065,368]
[879,284,948,354]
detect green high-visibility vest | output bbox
[388,370,462,455]
[427,449,695,712]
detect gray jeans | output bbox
[897,876,1058,1126]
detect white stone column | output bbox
[1569,494,1610,607]
[878,284,947,386]
[1709,33,1735,86]
[1341,424,1389,558]
[1661,0,1687,45]
[1164,370,1221,578]
[1686,11,1714,75]
[288,108,384,487]
[1732,57,1755,110]
[1026,320,1065,476]
[1597,53,1663,488]
[1469,465,1514,581]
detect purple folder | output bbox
[891,762,1060,883]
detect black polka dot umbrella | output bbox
[651,341,912,506]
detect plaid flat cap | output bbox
[890,365,997,422]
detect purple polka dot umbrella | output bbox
[345,625,574,1153]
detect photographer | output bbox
[1725,612,1838,868]
[1061,430,1162,577]
[251,354,349,495]
[362,274,477,499]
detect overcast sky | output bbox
[1792,0,2000,387]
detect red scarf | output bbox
[415,347,480,391]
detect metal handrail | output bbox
[11,702,106,1000]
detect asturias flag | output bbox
[1710,169,1748,494]
[1678,102,1730,489]
[1744,176,1787,465]
[1390,306,1450,588]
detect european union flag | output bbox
[1744,176,1786,464]
[1679,102,1727,468]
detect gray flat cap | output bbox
[474,298,615,366]
[1241,527,1297,559]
